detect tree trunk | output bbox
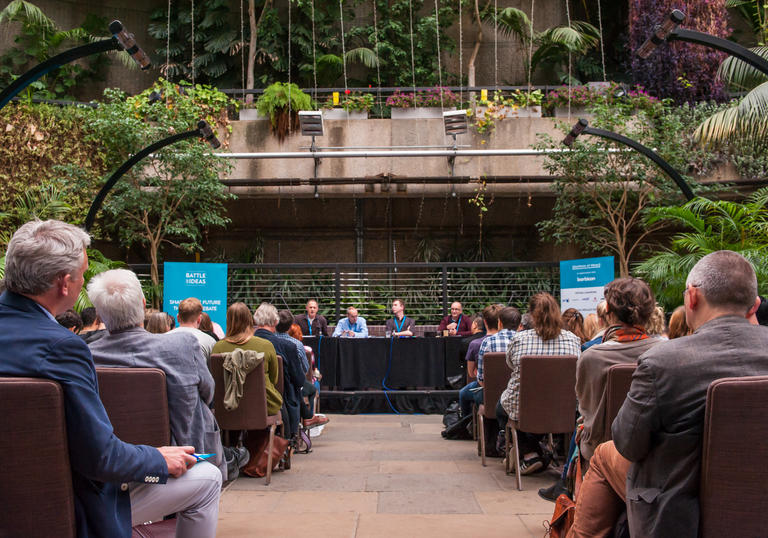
[149,240,160,308]
[467,0,484,90]
[246,0,273,104]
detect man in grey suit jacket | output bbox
[88,269,226,480]
[607,251,768,537]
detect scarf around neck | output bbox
[602,324,649,343]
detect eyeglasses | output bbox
[683,284,700,297]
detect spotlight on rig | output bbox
[563,119,589,147]
[636,10,686,59]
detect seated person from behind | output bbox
[56,308,83,333]
[169,296,217,359]
[88,269,227,480]
[0,219,220,537]
[386,298,415,337]
[295,299,329,336]
[333,306,369,338]
[570,250,768,538]
[458,304,501,418]
[438,301,473,336]
[79,305,107,343]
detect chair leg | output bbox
[479,414,486,466]
[512,427,522,491]
[471,404,477,441]
[548,433,558,467]
[504,424,511,475]
[265,423,276,486]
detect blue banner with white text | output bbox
[559,256,614,315]
[163,262,228,332]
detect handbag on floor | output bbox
[242,430,291,477]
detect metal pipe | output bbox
[300,144,472,150]
[213,148,609,159]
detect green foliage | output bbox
[255,82,314,139]
[727,0,768,46]
[536,99,726,277]
[0,1,111,100]
[148,0,242,86]
[635,190,768,310]
[75,248,126,311]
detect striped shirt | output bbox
[500,329,581,421]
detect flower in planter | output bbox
[323,91,375,112]
[386,87,461,108]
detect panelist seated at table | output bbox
[333,307,369,338]
[386,298,416,337]
[438,301,473,336]
[295,299,329,337]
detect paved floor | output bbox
[217,414,558,537]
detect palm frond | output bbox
[737,80,768,115]
[0,0,55,30]
[482,7,531,43]
[717,46,768,90]
[694,106,742,146]
[345,47,379,69]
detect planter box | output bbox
[474,105,542,119]
[323,109,369,120]
[391,107,455,119]
[554,106,591,118]
[239,108,268,121]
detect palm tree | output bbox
[695,1,768,149]
[635,188,768,310]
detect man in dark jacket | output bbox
[254,302,305,437]
[0,220,220,538]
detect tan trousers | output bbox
[567,441,631,538]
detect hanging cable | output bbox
[190,0,195,85]
[311,0,318,103]
[166,0,172,79]
[527,0,535,92]
[339,0,348,92]
[596,0,607,82]
[564,0,572,119]
[372,0,383,116]
[458,0,463,105]
[408,0,417,104]
[434,0,444,109]
[493,0,498,88]
[240,0,246,101]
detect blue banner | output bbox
[560,256,615,315]
[163,262,228,332]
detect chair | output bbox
[504,354,578,490]
[603,363,636,436]
[0,377,76,537]
[96,367,170,447]
[700,375,768,537]
[210,353,283,485]
[476,352,512,466]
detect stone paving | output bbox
[217,414,558,537]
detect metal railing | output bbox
[130,261,560,324]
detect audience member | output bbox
[79,306,107,343]
[253,303,306,438]
[438,301,473,336]
[571,251,768,538]
[145,311,171,334]
[143,307,159,329]
[199,312,220,341]
[289,322,321,388]
[458,304,502,418]
[276,309,328,429]
[756,295,768,326]
[333,306,369,338]
[294,299,328,336]
[581,300,609,351]
[667,305,689,339]
[170,297,216,358]
[165,312,176,330]
[497,292,581,474]
[582,313,599,342]
[88,269,227,480]
[562,308,587,344]
[519,312,534,331]
[212,303,284,477]
[645,304,667,338]
[56,308,83,333]
[0,220,220,537]
[386,298,415,337]
[460,314,486,360]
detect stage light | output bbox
[636,10,686,59]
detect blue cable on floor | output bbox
[381,335,401,414]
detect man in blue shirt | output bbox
[333,306,369,338]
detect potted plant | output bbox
[254,82,314,140]
[387,87,460,119]
[511,89,543,118]
[545,85,600,117]
[323,91,374,120]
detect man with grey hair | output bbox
[0,220,220,538]
[569,251,768,538]
[333,306,369,338]
[254,302,304,438]
[88,269,226,482]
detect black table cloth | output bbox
[303,336,464,390]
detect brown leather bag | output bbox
[242,431,290,478]
[545,493,576,538]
